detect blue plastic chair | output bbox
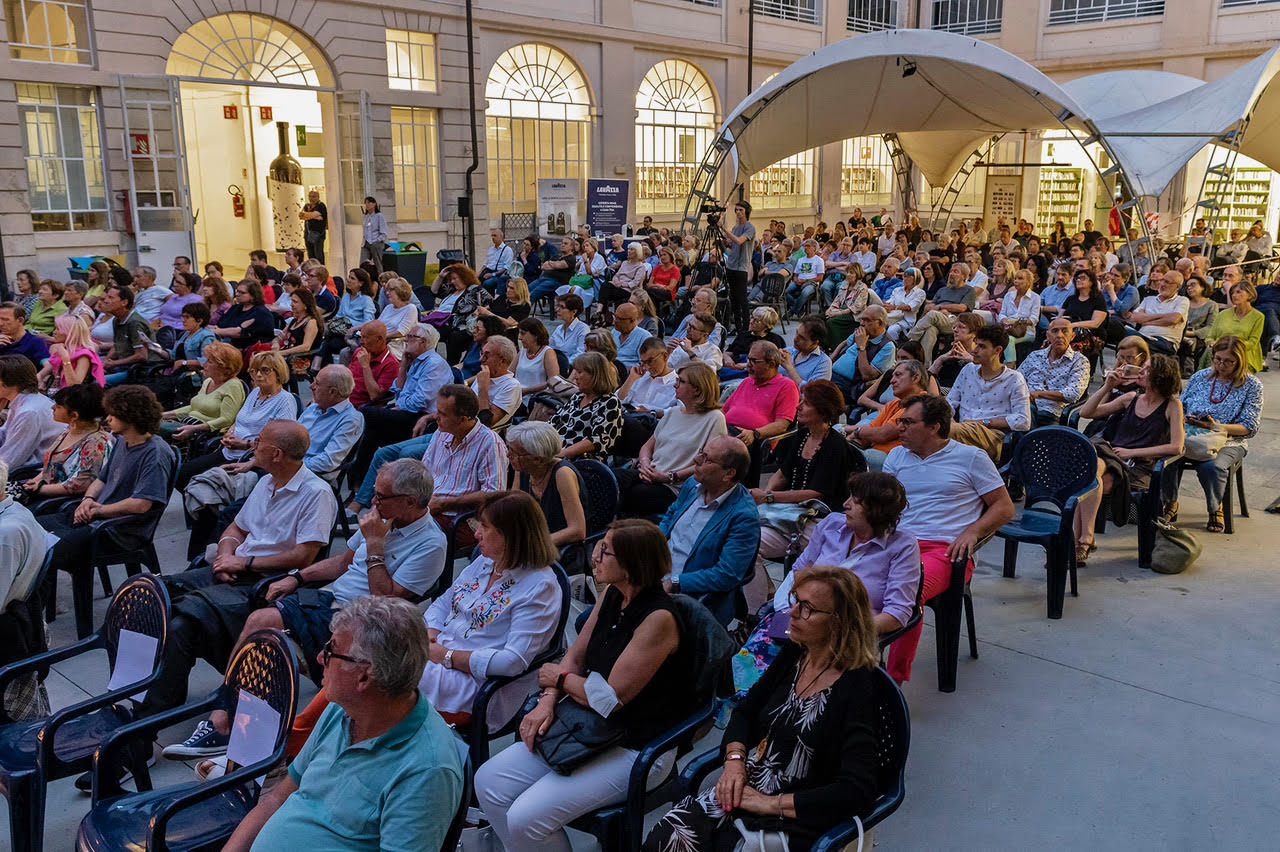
[570,458,620,553]
[997,426,1099,619]
[0,573,169,852]
[926,534,991,693]
[75,628,299,852]
[466,563,572,769]
[675,666,909,851]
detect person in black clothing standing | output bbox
[301,190,328,263]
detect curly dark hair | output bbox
[846,471,908,537]
[103,385,163,434]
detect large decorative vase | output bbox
[266,121,305,252]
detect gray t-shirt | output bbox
[726,221,756,272]
[97,434,174,507]
[932,284,977,310]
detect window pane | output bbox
[18,84,105,230]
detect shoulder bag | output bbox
[1151,518,1201,574]
[1183,425,1228,462]
[520,691,626,775]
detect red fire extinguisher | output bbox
[229,184,245,218]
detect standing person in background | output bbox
[300,190,328,263]
[360,196,388,275]
[720,200,756,335]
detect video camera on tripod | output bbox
[700,200,727,228]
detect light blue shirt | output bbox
[550,318,589,360]
[787,347,833,386]
[612,326,653,368]
[1106,283,1140,315]
[331,510,447,602]
[396,349,453,414]
[1041,282,1074,310]
[338,292,377,326]
[832,333,894,381]
[132,284,172,322]
[298,399,364,480]
[254,697,463,852]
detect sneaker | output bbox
[161,720,230,759]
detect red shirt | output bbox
[350,346,399,408]
[650,264,682,296]
[722,372,800,431]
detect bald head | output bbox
[614,302,639,321]
[261,419,310,461]
[360,320,388,355]
[707,435,750,483]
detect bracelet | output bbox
[725,752,746,763]
[217,536,240,546]
[556,671,568,692]
[777,795,784,817]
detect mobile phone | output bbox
[1121,364,1140,377]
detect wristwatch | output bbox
[444,649,455,670]
[765,490,775,504]
[287,568,303,586]
[244,556,255,572]
[982,418,992,427]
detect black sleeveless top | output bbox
[584,585,688,748]
[518,460,583,536]
[1107,397,1171,450]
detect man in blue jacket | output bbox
[659,435,761,625]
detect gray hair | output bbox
[136,265,156,281]
[862,304,888,324]
[693,287,718,310]
[750,340,782,366]
[485,334,516,366]
[894,358,930,390]
[0,459,8,492]
[901,267,922,288]
[317,364,354,397]
[328,596,430,695]
[507,421,563,460]
[380,458,435,508]
[65,280,88,296]
[751,305,779,329]
[408,322,440,350]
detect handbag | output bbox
[520,692,626,775]
[1183,425,1228,461]
[1151,518,1201,574]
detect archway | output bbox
[162,13,336,275]
[484,43,592,227]
[635,59,718,215]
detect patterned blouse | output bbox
[1180,368,1264,445]
[449,284,492,333]
[826,279,869,317]
[549,392,624,458]
[41,427,111,493]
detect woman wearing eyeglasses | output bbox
[210,279,275,351]
[645,564,881,852]
[478,518,692,852]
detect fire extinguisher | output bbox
[228,184,245,218]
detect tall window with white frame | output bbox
[18,83,108,231]
[385,28,438,92]
[750,149,816,211]
[841,137,893,209]
[5,0,93,63]
[390,106,441,223]
[931,0,1003,34]
[485,43,592,217]
[635,59,718,216]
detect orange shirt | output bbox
[868,397,905,453]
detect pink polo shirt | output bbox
[722,372,800,431]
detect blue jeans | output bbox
[104,368,131,387]
[1256,303,1280,346]
[352,432,434,507]
[819,277,841,308]
[1164,443,1247,514]
[785,281,816,316]
[528,276,562,304]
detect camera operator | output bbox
[719,200,756,336]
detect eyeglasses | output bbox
[693,450,724,466]
[321,638,365,667]
[896,417,921,427]
[1211,356,1238,366]
[372,490,408,503]
[249,367,274,375]
[787,592,833,621]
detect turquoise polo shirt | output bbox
[252,694,464,852]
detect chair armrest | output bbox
[91,691,222,804]
[675,747,724,800]
[40,661,168,774]
[624,703,716,849]
[468,646,564,758]
[0,635,103,724]
[149,750,285,852]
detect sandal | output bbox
[1075,540,1095,565]
[1206,509,1224,533]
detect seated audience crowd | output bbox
[1,211,1271,850]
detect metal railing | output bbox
[1047,0,1163,25]
[847,0,898,31]
[753,0,821,25]
[931,0,1003,34]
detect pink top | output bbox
[48,345,105,387]
[722,372,800,431]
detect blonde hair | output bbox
[792,565,878,671]
[506,277,530,305]
[249,350,289,385]
[571,351,619,395]
[55,313,92,351]
[676,362,721,413]
[387,278,413,302]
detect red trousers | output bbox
[885,540,973,683]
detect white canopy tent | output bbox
[702,29,1280,232]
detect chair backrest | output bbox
[868,666,910,814]
[548,561,572,653]
[571,459,620,537]
[440,737,474,852]
[220,629,300,770]
[1010,426,1098,507]
[101,573,170,671]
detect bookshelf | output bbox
[1204,166,1273,237]
[1035,167,1083,236]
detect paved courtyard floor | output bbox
[18,364,1280,850]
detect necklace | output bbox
[1208,375,1232,405]
[795,653,835,699]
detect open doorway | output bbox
[180,82,327,279]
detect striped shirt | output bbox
[420,421,508,509]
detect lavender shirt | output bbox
[772,512,920,626]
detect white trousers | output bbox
[476,740,674,852]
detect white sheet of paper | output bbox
[107,628,158,702]
[227,689,281,786]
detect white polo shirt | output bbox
[234,465,338,558]
[624,370,678,410]
[883,440,1005,543]
[1136,293,1189,341]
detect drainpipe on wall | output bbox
[463,0,479,268]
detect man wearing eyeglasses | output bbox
[618,337,677,411]
[95,420,338,782]
[166,459,446,768]
[659,435,761,625]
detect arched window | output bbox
[166,13,332,87]
[485,43,592,217]
[635,60,718,215]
